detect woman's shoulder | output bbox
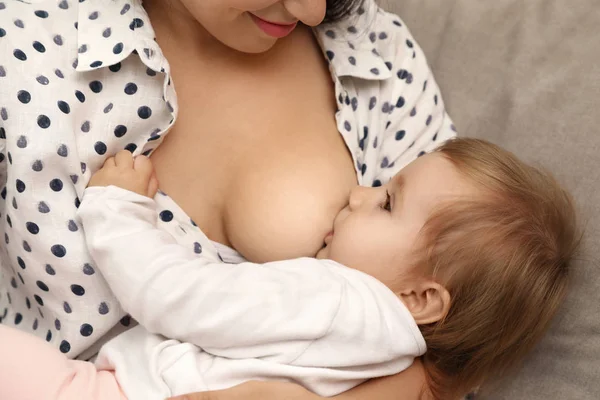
[314,0,426,81]
[0,0,175,174]
[312,0,455,186]
[0,0,160,73]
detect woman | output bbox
[0,0,454,398]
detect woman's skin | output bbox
[143,0,432,399]
[149,0,357,263]
[169,359,432,400]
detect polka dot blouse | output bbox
[0,0,456,358]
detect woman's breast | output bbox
[226,132,357,262]
[152,118,356,262]
[151,27,357,262]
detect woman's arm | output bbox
[167,359,432,400]
[332,359,431,400]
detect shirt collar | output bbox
[314,0,393,81]
[75,0,158,72]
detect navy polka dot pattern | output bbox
[316,0,455,187]
[0,0,455,359]
[0,0,177,357]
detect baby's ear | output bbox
[398,280,451,325]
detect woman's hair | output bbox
[414,138,580,399]
[324,0,365,23]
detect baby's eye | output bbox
[381,190,392,212]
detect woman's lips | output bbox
[250,14,298,38]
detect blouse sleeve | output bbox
[359,9,457,187]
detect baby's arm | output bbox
[79,186,419,394]
[79,184,407,356]
[80,152,343,351]
[80,153,421,394]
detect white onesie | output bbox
[77,186,426,400]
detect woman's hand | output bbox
[167,381,320,400]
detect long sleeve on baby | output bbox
[77,186,425,367]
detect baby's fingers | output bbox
[147,173,159,198]
[102,156,116,168]
[133,155,154,178]
[114,150,135,169]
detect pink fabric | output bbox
[0,325,127,400]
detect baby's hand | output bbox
[88,150,159,198]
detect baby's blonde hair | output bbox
[415,138,579,399]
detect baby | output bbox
[0,138,578,400]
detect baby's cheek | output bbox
[339,239,402,286]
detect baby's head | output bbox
[317,137,579,399]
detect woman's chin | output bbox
[220,30,278,54]
[240,41,277,54]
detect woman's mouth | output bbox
[250,14,298,38]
